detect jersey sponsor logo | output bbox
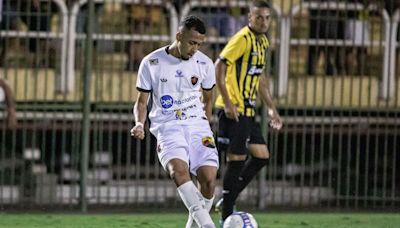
[202,136,216,148]
[161,104,197,115]
[161,109,174,115]
[247,66,263,75]
[160,78,167,82]
[174,95,197,105]
[251,51,258,56]
[196,60,206,65]
[181,104,196,111]
[191,75,199,85]
[217,137,230,145]
[160,95,174,109]
[149,58,159,65]
[175,70,184,77]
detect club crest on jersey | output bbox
[160,78,167,83]
[191,75,199,85]
[202,136,216,148]
[149,58,159,65]
[175,70,184,77]
[157,144,162,153]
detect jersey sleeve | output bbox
[136,60,152,92]
[219,34,247,63]
[201,59,216,90]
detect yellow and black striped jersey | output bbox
[215,26,269,117]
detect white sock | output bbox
[186,195,215,228]
[204,196,214,212]
[178,182,215,228]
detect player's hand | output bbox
[130,123,145,140]
[268,109,282,130]
[224,102,239,122]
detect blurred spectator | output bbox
[75,2,103,36]
[384,0,400,75]
[384,0,400,16]
[125,3,146,71]
[0,0,19,66]
[171,0,189,15]
[306,0,345,76]
[344,3,370,76]
[206,5,247,38]
[21,0,58,67]
[66,0,103,35]
[67,0,103,68]
[125,3,167,71]
[0,0,58,68]
[191,0,247,60]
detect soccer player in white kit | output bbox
[131,16,218,228]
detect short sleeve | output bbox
[219,34,247,63]
[136,60,152,92]
[201,60,216,90]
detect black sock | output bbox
[222,160,245,220]
[234,156,268,200]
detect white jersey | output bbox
[136,46,216,136]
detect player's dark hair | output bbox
[251,0,271,9]
[179,15,206,34]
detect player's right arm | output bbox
[215,59,239,122]
[131,91,149,140]
[216,33,246,122]
[131,58,152,140]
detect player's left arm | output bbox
[258,73,282,130]
[202,89,214,122]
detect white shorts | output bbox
[156,119,219,176]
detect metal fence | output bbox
[0,0,399,211]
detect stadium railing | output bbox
[180,0,285,94]
[0,0,69,93]
[67,0,179,92]
[281,1,392,99]
[1,0,400,209]
[389,9,400,99]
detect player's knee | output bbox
[226,153,247,162]
[169,166,190,184]
[259,151,270,159]
[200,177,216,195]
[249,144,270,159]
[167,160,191,183]
[252,149,270,159]
[251,156,269,168]
[169,168,186,179]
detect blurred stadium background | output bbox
[0,0,399,214]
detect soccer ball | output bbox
[223,211,258,228]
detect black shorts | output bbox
[217,109,266,155]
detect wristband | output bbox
[135,122,144,128]
[268,108,274,116]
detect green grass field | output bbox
[0,213,399,228]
